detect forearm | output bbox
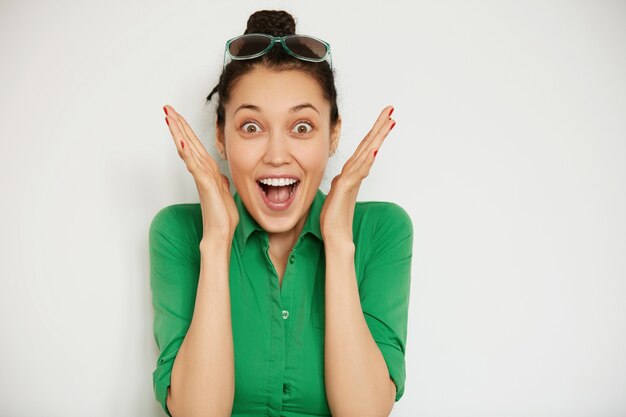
[323,237,395,417]
[167,239,234,417]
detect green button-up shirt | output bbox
[149,189,413,416]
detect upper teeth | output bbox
[259,178,298,186]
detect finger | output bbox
[164,111,204,170]
[336,106,391,175]
[178,113,220,172]
[361,106,393,151]
[164,106,216,172]
[164,110,187,153]
[351,105,394,159]
[177,131,203,173]
[340,150,376,187]
[164,105,193,153]
[178,127,205,172]
[164,105,191,144]
[168,106,220,172]
[164,106,205,162]
[340,118,392,178]
[170,107,211,160]
[220,174,230,189]
[357,117,395,163]
[344,116,395,180]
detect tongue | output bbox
[267,185,291,203]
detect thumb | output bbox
[220,174,230,189]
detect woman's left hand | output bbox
[320,105,396,243]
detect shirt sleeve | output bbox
[149,206,200,416]
[359,202,413,402]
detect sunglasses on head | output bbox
[223,33,332,70]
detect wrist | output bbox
[199,236,233,255]
[323,235,355,253]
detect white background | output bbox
[0,0,625,416]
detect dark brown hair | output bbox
[206,10,339,133]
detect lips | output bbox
[256,177,301,211]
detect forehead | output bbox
[229,66,326,111]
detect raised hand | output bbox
[319,105,396,243]
[163,104,239,244]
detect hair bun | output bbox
[244,10,296,37]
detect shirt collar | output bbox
[233,188,326,255]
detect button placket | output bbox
[281,242,301,337]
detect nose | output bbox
[263,130,291,166]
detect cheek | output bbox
[225,141,259,178]
[293,141,330,174]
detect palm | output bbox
[164,104,239,241]
[320,106,396,241]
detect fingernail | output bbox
[180,140,184,149]
[390,121,396,130]
[374,149,378,157]
[389,107,394,117]
[163,106,168,115]
[165,117,169,126]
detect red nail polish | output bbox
[163,106,168,115]
[181,140,184,149]
[374,149,378,157]
[389,107,394,117]
[390,121,396,130]
[165,117,169,126]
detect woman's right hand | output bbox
[163,104,239,244]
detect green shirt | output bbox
[149,188,413,417]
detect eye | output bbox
[292,120,314,135]
[240,120,262,134]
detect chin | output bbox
[254,191,305,234]
[257,216,301,234]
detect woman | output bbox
[150,9,413,417]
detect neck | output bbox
[267,208,309,258]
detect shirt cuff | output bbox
[376,341,406,401]
[153,364,173,416]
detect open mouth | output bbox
[256,177,301,210]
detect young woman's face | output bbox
[217,65,341,235]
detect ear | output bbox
[215,122,227,160]
[329,117,342,156]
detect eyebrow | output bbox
[234,103,320,116]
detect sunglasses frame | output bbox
[223,33,332,70]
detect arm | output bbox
[167,237,235,417]
[150,210,235,417]
[156,104,239,417]
[324,204,413,416]
[324,236,397,417]
[167,238,235,417]
[319,105,405,416]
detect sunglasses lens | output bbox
[284,36,328,60]
[229,34,272,58]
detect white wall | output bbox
[0,0,624,416]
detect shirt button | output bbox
[282,310,289,319]
[289,254,295,264]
